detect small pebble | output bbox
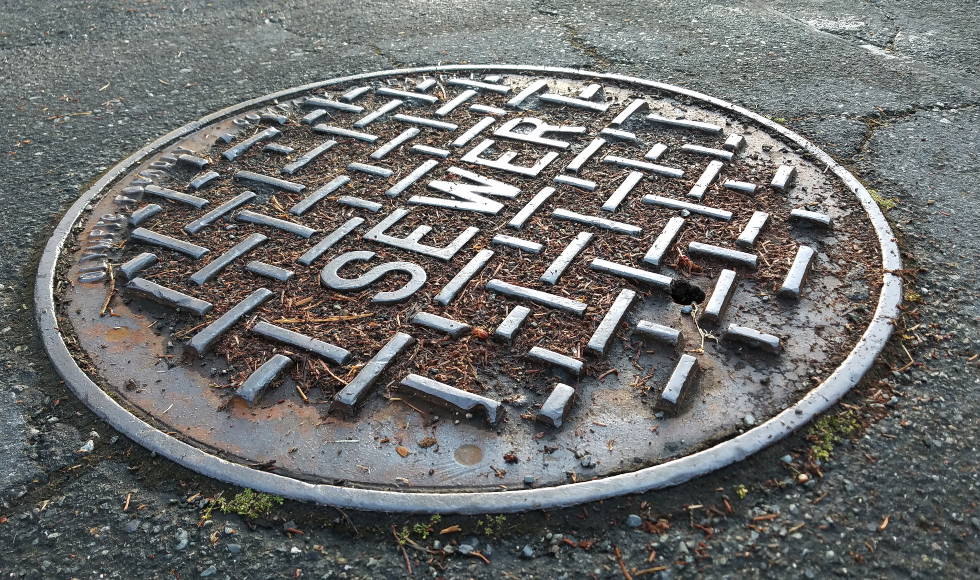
[200,566,217,578]
[522,545,534,558]
[227,544,241,554]
[626,514,643,528]
[744,415,756,426]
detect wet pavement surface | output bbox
[1,1,979,578]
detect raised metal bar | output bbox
[235,171,305,194]
[398,374,505,425]
[641,195,733,221]
[130,204,162,227]
[771,165,797,191]
[506,79,549,108]
[681,144,735,161]
[527,347,583,376]
[646,114,723,135]
[434,249,494,306]
[189,233,267,286]
[338,196,383,213]
[376,88,437,103]
[688,242,758,269]
[610,98,649,126]
[723,324,781,353]
[411,312,472,338]
[486,279,587,317]
[184,191,257,234]
[347,162,394,178]
[495,305,531,341]
[643,216,685,268]
[687,160,725,200]
[245,261,295,283]
[303,97,364,113]
[126,278,212,316]
[131,228,210,259]
[118,253,158,281]
[353,99,404,128]
[657,354,699,414]
[565,138,606,173]
[553,175,596,191]
[235,354,294,407]
[446,78,511,94]
[492,234,543,254]
[282,140,337,175]
[289,175,350,216]
[736,211,769,248]
[634,321,682,345]
[603,156,684,178]
[185,288,274,356]
[144,185,209,209]
[537,384,576,428]
[384,160,440,197]
[189,171,220,190]
[411,145,450,158]
[329,332,415,417]
[589,259,671,290]
[251,321,351,365]
[602,171,644,212]
[312,124,379,143]
[540,232,592,285]
[587,289,637,356]
[451,117,496,148]
[778,245,816,298]
[435,89,478,116]
[237,210,317,239]
[223,127,280,161]
[370,128,420,160]
[702,269,738,323]
[507,186,555,229]
[790,209,832,228]
[296,217,364,266]
[552,208,642,236]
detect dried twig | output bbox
[99,266,116,317]
[392,525,413,575]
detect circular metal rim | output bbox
[36,65,902,514]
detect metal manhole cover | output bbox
[37,66,901,513]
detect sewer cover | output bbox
[37,66,901,513]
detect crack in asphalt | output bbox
[367,44,407,69]
[561,23,612,70]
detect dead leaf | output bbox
[396,446,410,457]
[439,525,461,535]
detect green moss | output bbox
[477,514,507,537]
[733,484,748,499]
[809,410,859,462]
[215,489,283,520]
[868,189,896,211]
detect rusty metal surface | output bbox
[37,66,901,511]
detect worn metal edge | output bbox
[36,65,902,514]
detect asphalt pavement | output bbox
[1,1,979,578]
